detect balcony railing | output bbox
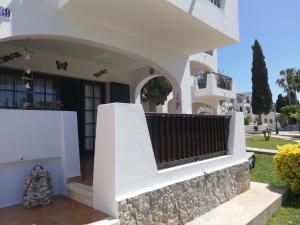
[205,50,213,56]
[216,74,232,90]
[146,113,231,169]
[209,0,221,8]
[196,72,233,91]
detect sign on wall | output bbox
[0,6,11,18]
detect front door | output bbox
[82,83,106,155]
[60,79,106,155]
[59,79,84,151]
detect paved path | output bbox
[246,147,277,155]
[272,134,300,143]
[187,182,287,225]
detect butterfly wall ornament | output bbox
[93,69,108,78]
[56,60,68,71]
[0,52,22,64]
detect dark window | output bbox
[270,119,273,124]
[264,118,268,123]
[0,72,58,109]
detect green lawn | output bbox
[266,192,300,225]
[250,154,285,186]
[250,153,300,225]
[246,136,296,150]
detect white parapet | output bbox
[93,104,247,218]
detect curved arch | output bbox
[1,34,178,85]
[134,74,162,104]
[192,102,216,115]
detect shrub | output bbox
[273,144,300,192]
[277,113,288,127]
[244,116,252,125]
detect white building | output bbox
[233,92,254,120]
[0,1,249,224]
[233,92,279,130]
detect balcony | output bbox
[193,72,236,104]
[190,50,218,73]
[58,0,239,54]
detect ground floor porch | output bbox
[0,195,109,225]
[0,37,246,224]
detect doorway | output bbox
[60,79,106,184]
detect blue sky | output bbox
[218,0,300,101]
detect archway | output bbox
[192,103,216,115]
[137,75,175,113]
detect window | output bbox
[264,118,268,123]
[270,119,273,124]
[0,72,58,110]
[33,78,58,109]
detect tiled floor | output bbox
[0,196,108,225]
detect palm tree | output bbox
[276,68,300,105]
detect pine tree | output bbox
[275,94,288,113]
[141,77,172,112]
[251,40,273,124]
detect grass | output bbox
[266,192,300,225]
[250,154,285,186]
[246,136,296,150]
[250,153,300,224]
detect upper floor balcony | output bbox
[193,72,236,103]
[57,0,239,54]
[190,50,218,73]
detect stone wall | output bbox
[118,161,250,225]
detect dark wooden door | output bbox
[59,79,84,152]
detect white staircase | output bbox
[66,182,93,207]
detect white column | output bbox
[60,112,81,182]
[226,112,247,160]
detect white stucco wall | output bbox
[93,103,247,217]
[0,110,80,207]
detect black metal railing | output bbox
[205,50,213,56]
[145,113,231,169]
[216,73,232,90]
[196,72,232,91]
[209,0,221,8]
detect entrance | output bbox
[60,79,106,184]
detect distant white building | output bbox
[232,92,278,129]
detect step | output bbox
[66,182,93,207]
[186,182,287,225]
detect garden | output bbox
[246,135,296,150]
[250,143,300,224]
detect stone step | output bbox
[186,182,287,225]
[66,182,93,207]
